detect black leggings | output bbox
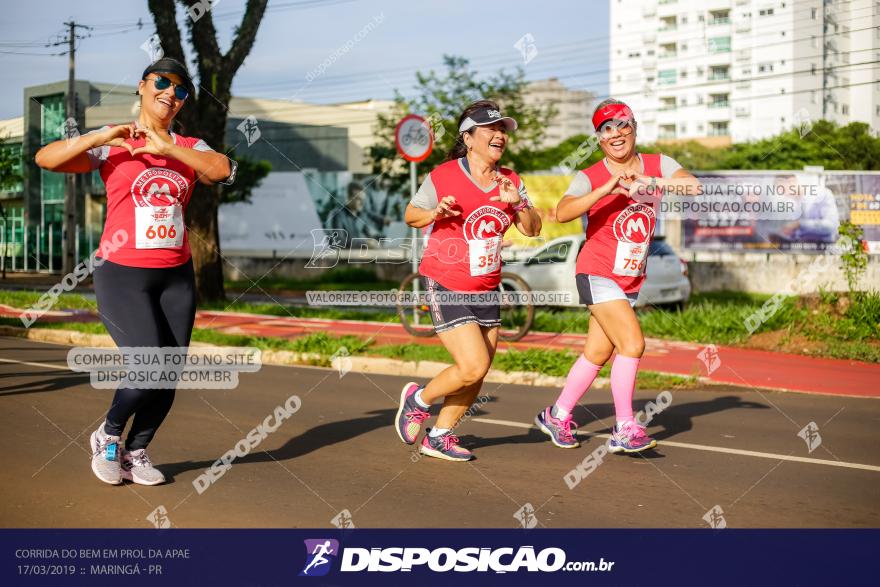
[92,258,196,450]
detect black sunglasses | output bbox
[145,76,190,101]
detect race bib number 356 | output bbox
[468,236,502,277]
[135,205,184,249]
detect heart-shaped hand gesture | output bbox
[130,125,174,157]
[95,124,137,156]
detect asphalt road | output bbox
[1,335,878,529]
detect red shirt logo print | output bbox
[131,167,190,207]
[612,203,655,244]
[464,206,510,241]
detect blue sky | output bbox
[0,0,609,119]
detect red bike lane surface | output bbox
[192,310,880,399]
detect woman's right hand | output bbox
[93,124,136,155]
[432,195,461,220]
[599,171,633,198]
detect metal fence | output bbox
[0,222,101,274]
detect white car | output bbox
[507,234,691,308]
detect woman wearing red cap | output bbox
[36,58,236,485]
[394,99,542,461]
[534,98,700,452]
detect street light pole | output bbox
[62,20,78,275]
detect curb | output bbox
[0,324,612,389]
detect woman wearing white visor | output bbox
[394,100,542,461]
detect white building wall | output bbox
[609,0,878,144]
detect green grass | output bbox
[494,347,579,377]
[638,296,803,345]
[3,286,877,362]
[0,317,107,333]
[790,290,880,362]
[1,317,697,387]
[493,347,698,388]
[529,292,802,345]
[225,266,397,292]
[200,299,400,323]
[811,290,880,341]
[0,289,97,311]
[371,343,453,363]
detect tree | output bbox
[0,135,20,191]
[220,149,271,205]
[366,55,556,194]
[641,140,729,172]
[148,0,268,302]
[509,133,603,173]
[0,135,23,280]
[720,121,880,171]
[515,120,880,172]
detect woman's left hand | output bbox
[131,126,174,157]
[490,174,521,204]
[625,174,660,202]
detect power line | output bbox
[229,11,878,102]
[219,41,876,119]
[231,2,877,93]
[211,0,359,22]
[0,50,66,57]
[174,76,880,149]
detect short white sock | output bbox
[414,388,430,409]
[551,405,570,419]
[616,418,634,430]
[429,427,450,438]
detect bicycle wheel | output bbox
[397,272,436,337]
[497,272,534,342]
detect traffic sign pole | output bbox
[394,114,435,275]
[410,160,418,274]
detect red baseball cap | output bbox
[592,102,635,131]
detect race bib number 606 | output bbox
[135,205,184,249]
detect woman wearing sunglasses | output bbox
[534,99,699,453]
[36,58,236,486]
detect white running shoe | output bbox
[89,423,122,485]
[121,448,166,485]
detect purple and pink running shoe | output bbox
[395,381,430,445]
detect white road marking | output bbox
[472,417,880,473]
[4,348,879,474]
[0,357,72,372]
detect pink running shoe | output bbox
[395,382,430,445]
[609,420,657,454]
[419,431,473,462]
[535,407,580,448]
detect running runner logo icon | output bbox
[464,206,510,240]
[299,539,339,577]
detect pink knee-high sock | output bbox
[554,355,603,417]
[610,355,640,422]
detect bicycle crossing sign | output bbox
[394,114,434,162]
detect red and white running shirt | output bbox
[411,158,530,292]
[570,153,681,293]
[87,126,217,268]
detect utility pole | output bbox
[821,1,827,119]
[57,20,90,275]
